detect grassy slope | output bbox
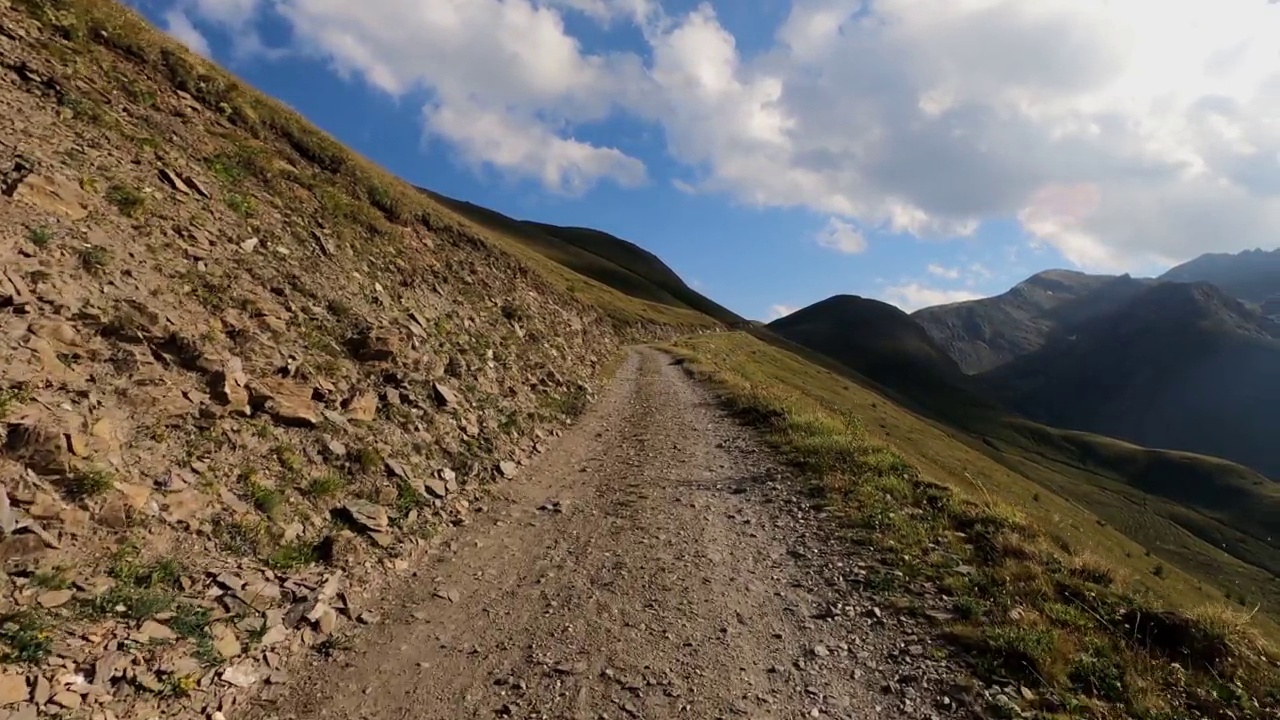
[764,299,1280,617]
[420,189,741,325]
[668,332,1280,719]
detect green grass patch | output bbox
[77,243,111,275]
[210,515,268,557]
[31,568,71,590]
[304,471,345,498]
[352,446,382,474]
[223,192,255,217]
[64,465,115,499]
[267,539,317,571]
[0,386,31,420]
[0,611,53,664]
[26,226,52,249]
[274,443,304,474]
[105,182,145,217]
[666,333,1280,719]
[244,477,284,517]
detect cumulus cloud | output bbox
[883,283,983,312]
[174,0,1280,268]
[425,100,646,195]
[163,9,211,58]
[815,218,868,254]
[181,0,650,191]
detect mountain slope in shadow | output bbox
[984,281,1280,479]
[764,295,1280,597]
[912,270,1152,374]
[418,189,743,325]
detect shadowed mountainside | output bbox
[418,189,744,326]
[984,281,1280,479]
[765,295,1280,611]
[1162,247,1280,305]
[912,270,1152,374]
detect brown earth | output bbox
[250,349,972,720]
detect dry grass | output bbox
[666,332,1280,719]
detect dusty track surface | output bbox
[254,348,964,720]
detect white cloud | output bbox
[194,0,652,192]
[163,10,212,58]
[766,304,799,320]
[190,0,259,25]
[926,263,961,280]
[425,100,646,195]
[883,283,983,312]
[815,218,867,254]
[546,0,657,25]
[179,0,1280,269]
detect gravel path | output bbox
[253,348,967,720]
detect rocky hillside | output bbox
[1162,247,1280,306]
[985,281,1280,479]
[912,269,1151,374]
[0,2,720,718]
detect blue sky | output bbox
[132,0,1280,320]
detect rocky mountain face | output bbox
[983,282,1280,479]
[911,270,1151,374]
[0,2,713,718]
[1161,247,1280,306]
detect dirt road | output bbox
[253,348,962,719]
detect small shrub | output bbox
[224,192,255,217]
[169,604,212,639]
[1152,563,1167,579]
[211,515,267,556]
[206,153,247,184]
[305,471,345,498]
[1069,651,1126,701]
[77,244,111,274]
[274,444,304,473]
[978,623,1065,683]
[108,546,183,590]
[314,634,351,658]
[393,480,421,519]
[92,586,173,620]
[353,446,382,474]
[0,386,31,419]
[267,540,316,571]
[26,226,52,249]
[31,568,71,590]
[246,478,284,517]
[0,611,53,663]
[65,466,114,499]
[106,183,145,217]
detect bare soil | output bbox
[252,348,967,720]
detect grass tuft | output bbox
[353,446,382,474]
[0,611,53,664]
[64,465,115,499]
[26,226,52,249]
[105,182,145,217]
[304,471,345,498]
[77,243,111,274]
